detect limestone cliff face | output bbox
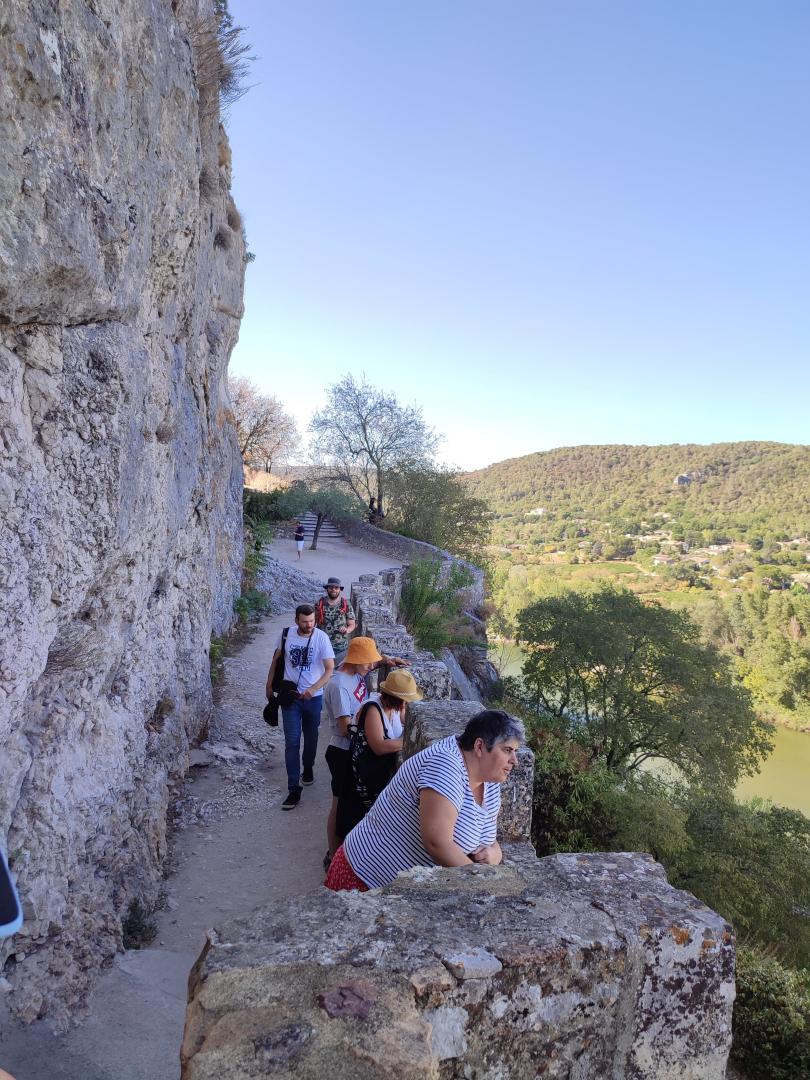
[0,0,245,1027]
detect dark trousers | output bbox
[281,694,322,791]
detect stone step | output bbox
[299,513,343,539]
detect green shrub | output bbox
[399,558,474,655]
[122,898,157,949]
[667,793,810,966]
[234,590,271,623]
[209,635,226,682]
[242,488,283,523]
[732,947,810,1080]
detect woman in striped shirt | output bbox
[325,710,524,891]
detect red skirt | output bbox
[324,844,369,892]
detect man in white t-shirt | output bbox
[265,604,335,809]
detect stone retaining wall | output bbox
[334,518,484,611]
[181,854,734,1079]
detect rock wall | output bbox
[0,0,245,1027]
[181,853,734,1079]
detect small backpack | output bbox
[349,700,396,809]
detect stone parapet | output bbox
[349,570,453,702]
[405,701,533,842]
[335,518,484,611]
[181,853,734,1079]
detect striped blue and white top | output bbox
[343,734,501,889]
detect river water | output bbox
[491,644,810,816]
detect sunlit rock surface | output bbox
[0,0,244,1027]
[182,853,734,1078]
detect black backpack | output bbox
[349,700,397,809]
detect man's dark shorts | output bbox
[325,744,351,797]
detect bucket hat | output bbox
[344,637,383,665]
[322,577,343,589]
[378,669,423,702]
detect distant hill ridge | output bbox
[463,441,810,539]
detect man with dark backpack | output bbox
[314,577,356,668]
[265,605,335,810]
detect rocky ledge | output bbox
[181,851,734,1079]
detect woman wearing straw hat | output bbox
[323,639,412,867]
[337,669,423,838]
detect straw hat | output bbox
[344,636,383,665]
[379,669,422,702]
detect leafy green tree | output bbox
[309,374,439,513]
[276,482,364,549]
[732,948,810,1080]
[516,586,773,785]
[668,790,810,964]
[385,464,491,563]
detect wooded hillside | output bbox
[464,442,810,543]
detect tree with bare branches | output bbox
[228,375,299,472]
[309,374,440,514]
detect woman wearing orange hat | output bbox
[322,637,409,866]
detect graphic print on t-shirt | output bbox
[353,680,367,703]
[288,643,312,671]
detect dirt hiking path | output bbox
[0,536,401,1080]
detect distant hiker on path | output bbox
[294,521,305,558]
[314,577,356,668]
[265,605,334,810]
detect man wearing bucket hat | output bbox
[337,668,423,840]
[314,577,356,668]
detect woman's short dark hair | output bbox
[379,691,405,713]
[295,604,315,618]
[458,709,525,751]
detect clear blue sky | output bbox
[226,0,809,470]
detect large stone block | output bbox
[404,701,533,842]
[181,852,734,1079]
[350,586,396,637]
[366,624,417,658]
[396,656,453,702]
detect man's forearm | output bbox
[306,663,335,696]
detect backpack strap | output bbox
[272,627,290,694]
[354,700,388,739]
